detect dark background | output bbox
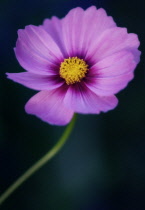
[0,0,145,209]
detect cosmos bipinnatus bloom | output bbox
[7,6,141,125]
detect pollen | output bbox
[59,57,89,85]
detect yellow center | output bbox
[59,57,89,85]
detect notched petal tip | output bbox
[17,28,23,35]
[85,5,97,11]
[6,72,10,79]
[6,72,19,81]
[129,33,140,48]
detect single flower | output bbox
[7,6,140,125]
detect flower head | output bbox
[7,6,140,125]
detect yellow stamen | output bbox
[59,57,89,85]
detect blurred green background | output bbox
[0,0,145,209]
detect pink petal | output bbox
[85,27,140,64]
[15,25,64,75]
[61,7,84,57]
[25,89,74,125]
[42,17,68,57]
[61,6,116,57]
[81,7,116,54]
[64,83,118,114]
[90,50,137,76]
[85,51,137,96]
[6,72,64,91]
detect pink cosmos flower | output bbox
[7,6,140,125]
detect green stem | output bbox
[0,115,76,205]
